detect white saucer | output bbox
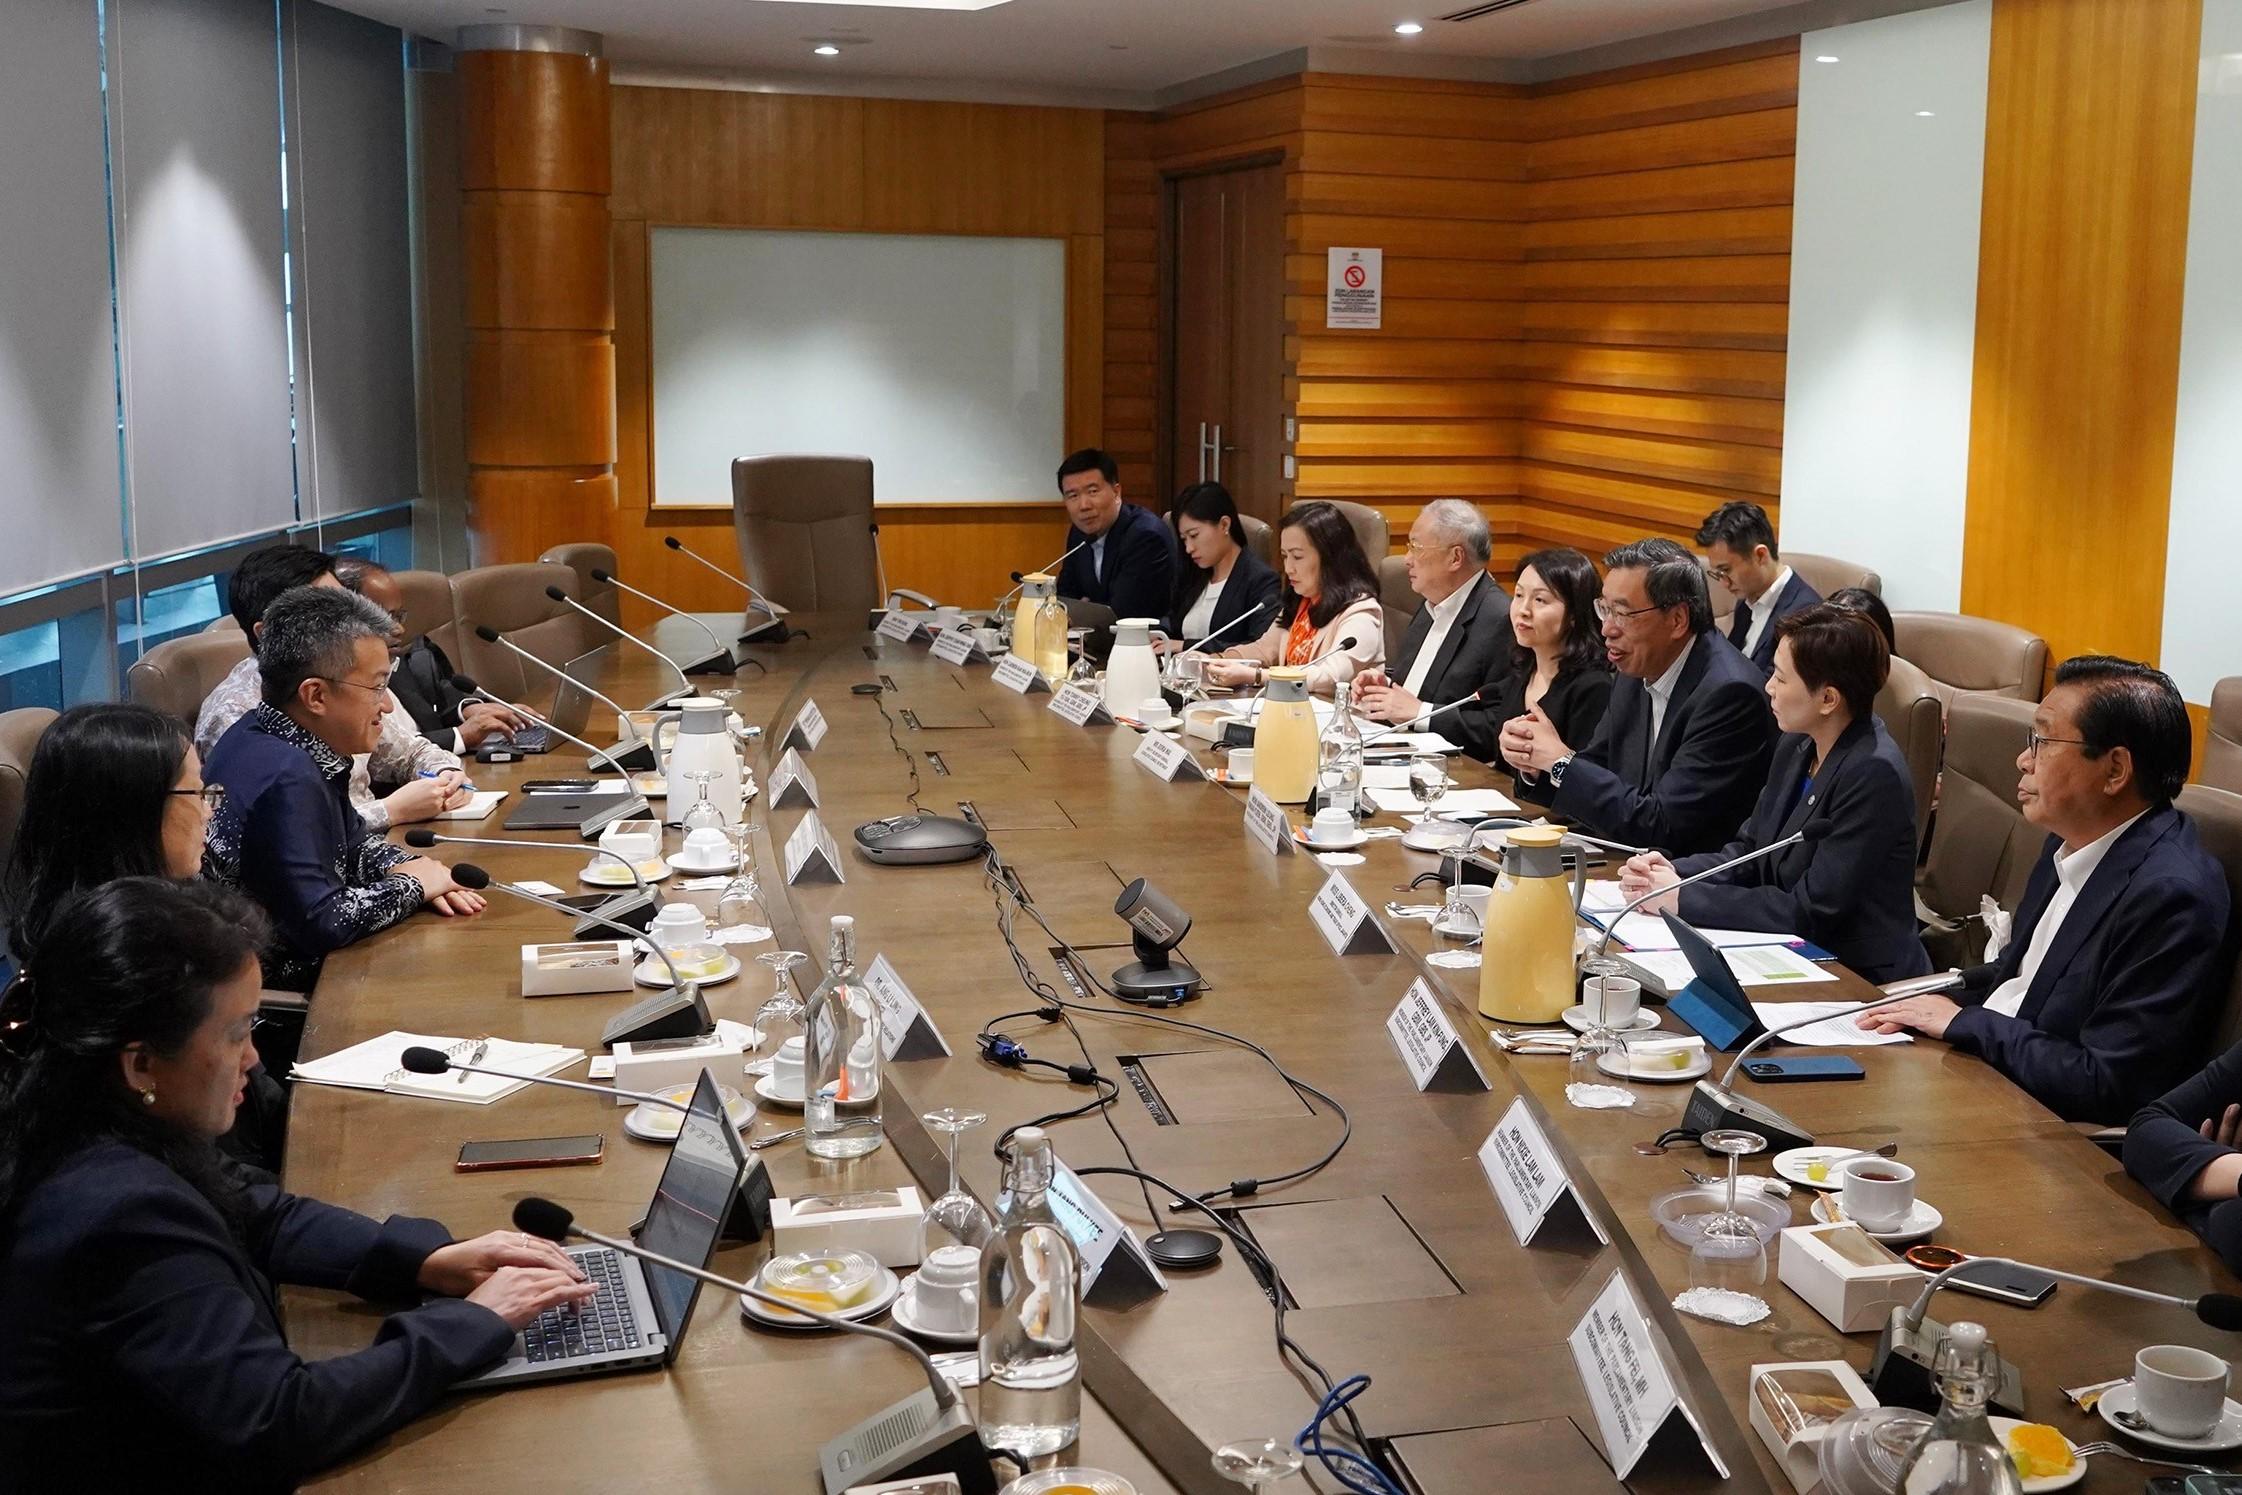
[752,1074,881,1109]
[1431,915,1483,939]
[890,1282,978,1345]
[1562,1005,1661,1034]
[1296,828,1370,851]
[667,852,740,875]
[635,952,740,988]
[622,1083,754,1142]
[1773,1146,1873,1191]
[741,1266,901,1330]
[1597,1048,1711,1083]
[1401,821,1472,852]
[1129,714,1182,732]
[580,858,670,887]
[1987,1416,2087,1492]
[2097,1384,2242,1453]
[1809,1192,1944,1244]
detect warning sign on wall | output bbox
[1325,247,1383,330]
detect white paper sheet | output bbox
[1364,786,1519,816]
[1750,1001,1915,1047]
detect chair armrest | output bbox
[887,588,939,610]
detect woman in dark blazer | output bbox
[1160,482,1282,653]
[0,878,595,1491]
[2126,1049,2242,1275]
[1617,604,1931,983]
[1453,547,1614,799]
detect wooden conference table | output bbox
[290,614,2239,1494]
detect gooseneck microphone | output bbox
[543,584,695,709]
[992,540,1091,609]
[448,672,642,777]
[1356,685,1491,748]
[403,826,655,933]
[511,1197,991,1494]
[1589,821,1836,959]
[587,566,743,676]
[1175,599,1270,654]
[469,628,660,773]
[660,536,793,646]
[1715,972,1963,1089]
[398,1046,689,1112]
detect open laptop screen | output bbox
[636,1071,745,1357]
[545,644,612,738]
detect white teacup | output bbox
[1838,1156,1917,1233]
[1226,748,1254,784]
[769,1037,806,1100]
[1138,697,1172,725]
[648,903,709,953]
[2135,1344,2231,1439]
[1308,808,1355,845]
[935,606,966,630]
[1582,972,1643,1028]
[1443,885,1491,931]
[681,826,733,865]
[909,1244,980,1334]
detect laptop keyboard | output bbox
[520,1247,642,1364]
[498,725,552,752]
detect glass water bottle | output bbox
[1895,1321,2023,1495]
[1318,681,1365,816]
[802,914,883,1160]
[977,1126,1081,1457]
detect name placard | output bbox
[783,811,845,885]
[1132,732,1206,783]
[1309,870,1394,957]
[990,653,1050,695]
[1385,978,1490,1093]
[767,747,820,809]
[1048,682,1113,727]
[1478,1097,1609,1248]
[1242,787,1295,857]
[863,954,950,1061]
[1568,1273,1728,1480]
[1047,1159,1168,1305]
[782,698,827,752]
[930,627,987,666]
[874,609,922,643]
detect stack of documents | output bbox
[293,1031,585,1105]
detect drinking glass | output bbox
[1566,1026,1635,1110]
[1408,753,1450,824]
[752,950,808,1056]
[1066,628,1095,686]
[716,787,770,942]
[917,1107,993,1255]
[680,768,725,836]
[1698,1127,1770,1239]
[1212,1439,1305,1492]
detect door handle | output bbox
[1211,424,1222,482]
[1196,421,1209,483]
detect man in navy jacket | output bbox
[1053,448,1175,626]
[1864,656,2233,1123]
[1697,500,1821,677]
[1500,537,1776,856]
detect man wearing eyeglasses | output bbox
[1499,537,1774,855]
[1695,500,1819,678]
[1353,501,1511,727]
[1859,656,2231,1123]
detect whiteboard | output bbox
[649,226,1067,507]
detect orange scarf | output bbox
[1283,599,1318,665]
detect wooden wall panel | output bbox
[1960,0,2203,667]
[1103,113,1159,500]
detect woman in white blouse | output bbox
[1160,483,1282,654]
[1202,501,1385,696]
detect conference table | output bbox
[289,612,2240,1494]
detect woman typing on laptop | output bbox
[0,878,594,1490]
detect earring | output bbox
[139,1089,156,1107]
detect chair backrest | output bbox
[2204,677,2242,795]
[539,542,620,631]
[1375,554,1415,661]
[1237,513,1275,570]
[1324,501,1389,568]
[1891,611,2049,702]
[0,707,57,875]
[126,633,255,726]
[2178,784,2242,1052]
[203,614,243,635]
[392,569,458,658]
[1786,551,1882,600]
[1876,654,1945,853]
[731,455,876,615]
[1918,693,2043,963]
[448,563,587,709]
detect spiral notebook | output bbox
[291,1031,585,1105]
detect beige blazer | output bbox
[1218,594,1386,696]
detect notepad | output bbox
[434,790,508,822]
[291,1031,585,1105]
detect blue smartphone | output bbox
[1740,1055,1866,1082]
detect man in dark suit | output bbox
[1500,537,1775,855]
[1863,656,2233,1123]
[1052,448,1174,626]
[1353,500,1511,727]
[1697,500,1819,677]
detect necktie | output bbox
[1727,603,1750,649]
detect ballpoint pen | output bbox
[459,1035,490,1084]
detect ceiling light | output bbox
[1814,54,1839,63]
[1915,109,1935,117]
[813,43,841,55]
[1394,21,1424,34]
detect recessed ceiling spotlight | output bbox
[1814,54,1839,63]
[1394,21,1424,35]
[1915,109,1935,117]
[813,43,842,55]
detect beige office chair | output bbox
[2203,678,2242,795]
[0,707,57,874]
[731,455,880,615]
[1891,612,2049,703]
[1917,693,2044,967]
[1877,654,1945,854]
[126,633,255,726]
[449,563,589,709]
[1786,552,1882,600]
[390,569,456,646]
[1377,555,1416,661]
[2178,784,2242,1053]
[1236,513,1276,571]
[1324,501,1390,568]
[540,542,620,632]
[203,615,243,635]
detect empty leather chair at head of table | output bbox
[731,455,877,616]
[539,542,620,631]
[2178,784,2242,1052]
[1875,654,1945,853]
[1786,552,1882,600]
[126,632,254,726]
[448,563,588,709]
[0,707,57,874]
[1917,692,2043,967]
[1323,500,1390,570]
[2203,677,2242,795]
[1891,611,2049,703]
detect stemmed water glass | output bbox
[1688,1129,1771,1310]
[680,768,725,836]
[1408,752,1451,825]
[917,1107,993,1256]
[716,807,770,944]
[752,949,808,1058]
[1211,1439,1305,1492]
[1065,628,1095,686]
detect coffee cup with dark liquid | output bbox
[1838,1157,1916,1233]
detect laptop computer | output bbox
[460,1070,743,1388]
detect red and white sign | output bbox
[1326,247,1383,329]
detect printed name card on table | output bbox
[767,747,820,809]
[1047,1159,1168,1305]
[874,610,924,643]
[1385,978,1489,1093]
[1477,1096,1609,1248]
[929,627,987,666]
[1568,1272,1729,1480]
[1132,732,1206,783]
[783,811,846,885]
[1309,870,1394,956]
[863,954,950,1061]
[989,653,1050,695]
[1047,682,1114,727]
[1242,787,1296,857]
[781,698,826,752]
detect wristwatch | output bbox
[1547,755,1573,790]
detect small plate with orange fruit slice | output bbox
[1988,1417,2084,1492]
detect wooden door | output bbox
[1168,173,1229,507]
[1164,161,1286,526]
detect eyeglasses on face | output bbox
[2025,731,2090,760]
[166,784,227,809]
[1404,539,1460,558]
[1705,562,1736,583]
[1592,597,1670,624]
[319,671,394,697]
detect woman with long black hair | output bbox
[1203,500,1385,696]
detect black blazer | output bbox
[0,1142,513,1491]
[1726,569,1822,676]
[1164,546,1282,650]
[389,636,472,740]
[1548,631,1777,856]
[1056,500,1176,625]
[1944,804,2234,1124]
[1388,573,1514,710]
[2126,1043,2242,1276]
[1670,716,1931,983]
[1455,662,1615,801]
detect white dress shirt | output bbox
[1982,809,2148,1017]
[1740,565,1794,661]
[1646,634,1696,747]
[1401,571,1481,700]
[1179,574,1225,642]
